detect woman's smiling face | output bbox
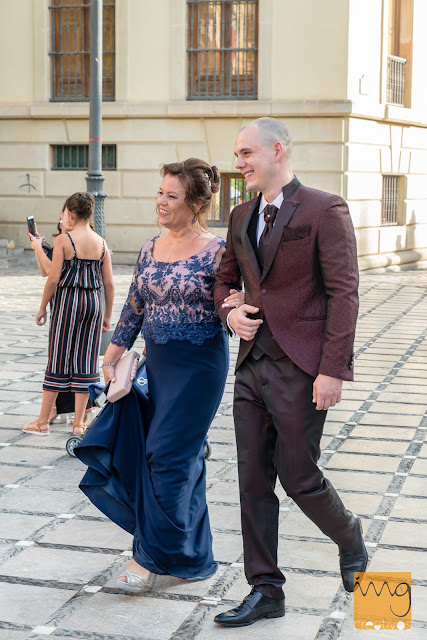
[156,174,195,230]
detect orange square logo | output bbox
[354,572,411,631]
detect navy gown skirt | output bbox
[75,330,229,580]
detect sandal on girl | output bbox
[117,569,156,593]
[22,419,50,436]
[72,424,87,435]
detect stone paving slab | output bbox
[0,268,426,639]
[0,582,77,626]
[0,486,82,512]
[0,464,38,485]
[197,610,322,640]
[325,452,401,473]
[324,470,392,493]
[59,592,197,639]
[0,513,54,539]
[39,519,133,550]
[1,546,116,584]
[390,496,427,519]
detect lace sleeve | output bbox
[110,248,145,349]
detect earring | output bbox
[192,215,197,224]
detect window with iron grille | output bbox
[187,0,258,100]
[381,175,400,225]
[386,0,413,107]
[208,173,256,226]
[53,144,117,170]
[49,0,115,101]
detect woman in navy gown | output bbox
[76,158,243,591]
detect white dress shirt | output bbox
[256,191,284,244]
[226,192,283,336]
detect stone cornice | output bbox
[0,100,426,127]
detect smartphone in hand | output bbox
[27,216,37,237]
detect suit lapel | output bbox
[241,195,262,280]
[261,198,300,281]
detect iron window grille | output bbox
[208,173,256,226]
[387,55,406,106]
[53,144,117,170]
[187,0,258,100]
[49,0,115,101]
[381,175,400,225]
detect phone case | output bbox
[27,217,36,236]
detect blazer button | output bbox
[261,288,268,295]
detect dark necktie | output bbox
[258,204,278,267]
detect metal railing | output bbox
[49,0,115,101]
[386,55,406,106]
[381,175,399,225]
[187,0,258,100]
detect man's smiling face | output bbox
[234,124,279,194]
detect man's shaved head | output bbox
[240,117,292,157]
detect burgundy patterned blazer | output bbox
[214,183,359,381]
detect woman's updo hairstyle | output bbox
[64,192,95,221]
[160,158,220,230]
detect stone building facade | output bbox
[0,0,426,268]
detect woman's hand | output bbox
[36,307,47,326]
[28,233,44,251]
[102,316,111,333]
[102,364,116,385]
[222,289,245,309]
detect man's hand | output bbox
[228,305,263,341]
[313,374,343,410]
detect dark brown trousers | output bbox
[234,353,356,600]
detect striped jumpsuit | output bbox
[43,233,104,394]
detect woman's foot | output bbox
[117,560,156,593]
[22,419,50,436]
[72,424,87,435]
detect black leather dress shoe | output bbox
[214,589,285,627]
[339,515,368,592]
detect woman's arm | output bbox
[101,342,127,384]
[101,245,114,333]
[35,251,48,278]
[36,235,66,326]
[101,248,146,380]
[28,234,52,277]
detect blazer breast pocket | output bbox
[280,224,311,243]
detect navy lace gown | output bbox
[76,236,229,580]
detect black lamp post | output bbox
[86,0,107,238]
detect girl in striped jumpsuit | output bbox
[22,192,114,436]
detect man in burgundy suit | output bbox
[213,118,367,627]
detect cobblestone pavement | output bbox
[0,267,427,640]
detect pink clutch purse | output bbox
[107,350,140,403]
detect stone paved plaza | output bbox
[0,267,427,640]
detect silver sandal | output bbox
[117,569,156,593]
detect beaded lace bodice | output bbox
[111,236,226,347]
